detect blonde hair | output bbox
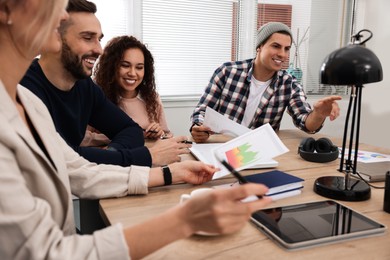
[1,0,68,52]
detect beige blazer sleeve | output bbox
[0,83,148,259]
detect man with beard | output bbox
[21,0,190,168]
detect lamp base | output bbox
[314,176,371,201]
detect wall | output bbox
[360,0,390,149]
[163,98,198,137]
[163,0,390,150]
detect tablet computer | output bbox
[251,200,386,250]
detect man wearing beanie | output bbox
[190,22,341,143]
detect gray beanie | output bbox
[256,22,293,48]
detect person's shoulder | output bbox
[75,77,98,88]
[279,69,290,77]
[17,85,50,113]
[77,79,112,107]
[155,94,164,106]
[25,58,44,78]
[21,58,46,89]
[220,58,253,70]
[75,78,104,94]
[278,70,302,88]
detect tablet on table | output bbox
[251,200,386,250]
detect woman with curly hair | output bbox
[83,35,172,146]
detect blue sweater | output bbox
[21,59,152,167]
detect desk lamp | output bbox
[314,29,383,201]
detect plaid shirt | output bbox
[191,58,319,133]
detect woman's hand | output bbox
[181,183,272,235]
[169,161,217,184]
[144,122,165,139]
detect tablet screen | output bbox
[251,200,386,249]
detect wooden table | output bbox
[100,130,390,259]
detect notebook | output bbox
[353,161,390,182]
[244,170,304,196]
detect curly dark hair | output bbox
[94,35,160,123]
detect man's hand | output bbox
[190,124,213,143]
[306,95,342,132]
[313,95,342,121]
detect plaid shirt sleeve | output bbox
[191,64,228,124]
[287,79,323,133]
[191,60,252,125]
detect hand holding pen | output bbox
[214,152,266,200]
[190,123,214,143]
[148,136,193,166]
[143,122,165,140]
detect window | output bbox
[91,0,362,97]
[91,0,132,48]
[142,0,236,96]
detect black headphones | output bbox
[298,137,339,163]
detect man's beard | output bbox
[61,41,90,80]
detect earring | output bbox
[4,6,12,25]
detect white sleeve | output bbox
[58,132,150,199]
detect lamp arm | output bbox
[339,90,354,173]
[353,85,363,174]
[345,86,359,189]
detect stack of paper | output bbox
[190,123,289,179]
[353,161,390,182]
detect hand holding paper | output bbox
[190,123,289,179]
[212,123,288,178]
[203,107,250,137]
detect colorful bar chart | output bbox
[225,142,259,168]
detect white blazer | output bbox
[0,82,150,259]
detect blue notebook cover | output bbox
[244,170,304,195]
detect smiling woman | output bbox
[92,35,173,140]
[81,35,174,145]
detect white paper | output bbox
[212,123,288,179]
[190,123,289,179]
[339,148,390,163]
[190,143,278,178]
[203,106,250,137]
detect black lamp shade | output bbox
[320,45,383,85]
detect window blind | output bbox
[90,0,361,97]
[142,0,237,96]
[91,0,131,48]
